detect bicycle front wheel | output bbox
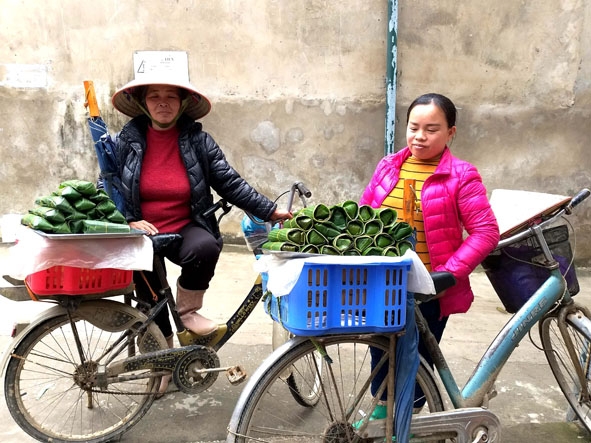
[272,322,322,407]
[233,334,443,442]
[4,299,167,443]
[540,309,591,433]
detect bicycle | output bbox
[0,181,311,443]
[226,188,591,442]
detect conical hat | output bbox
[112,75,211,121]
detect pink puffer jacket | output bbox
[360,147,499,317]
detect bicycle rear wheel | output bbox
[540,310,591,433]
[232,334,443,442]
[4,299,167,443]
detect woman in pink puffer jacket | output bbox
[361,93,499,318]
[360,93,499,416]
[360,145,499,318]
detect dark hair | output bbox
[406,93,457,128]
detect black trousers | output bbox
[134,223,223,337]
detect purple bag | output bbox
[482,225,578,313]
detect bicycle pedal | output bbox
[226,366,247,385]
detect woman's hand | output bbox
[129,220,159,235]
[269,209,293,222]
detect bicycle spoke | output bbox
[541,312,591,432]
[234,335,444,442]
[4,300,165,442]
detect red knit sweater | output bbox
[139,126,191,233]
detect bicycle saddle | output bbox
[149,233,184,256]
[414,271,456,303]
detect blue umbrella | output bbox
[394,296,419,442]
[367,295,419,441]
[87,116,125,212]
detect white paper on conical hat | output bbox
[489,189,570,238]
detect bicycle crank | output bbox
[189,365,247,385]
[104,344,214,388]
[173,351,247,394]
[172,346,221,393]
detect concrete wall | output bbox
[1,1,590,263]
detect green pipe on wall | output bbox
[385,0,398,155]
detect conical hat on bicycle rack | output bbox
[489,189,570,238]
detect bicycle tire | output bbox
[272,322,323,407]
[4,299,167,443]
[540,310,591,433]
[233,334,443,442]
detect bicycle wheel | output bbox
[233,334,443,442]
[4,299,167,443]
[272,322,323,407]
[540,310,591,433]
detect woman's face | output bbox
[406,103,456,160]
[144,85,182,129]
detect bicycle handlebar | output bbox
[496,187,590,250]
[296,182,312,198]
[203,181,312,225]
[285,182,311,213]
[565,188,591,214]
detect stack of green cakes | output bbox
[261,201,414,256]
[21,179,130,234]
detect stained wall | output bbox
[1,1,590,262]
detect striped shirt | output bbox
[381,155,441,270]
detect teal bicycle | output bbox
[227,188,591,442]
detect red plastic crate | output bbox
[25,266,132,296]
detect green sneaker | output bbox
[353,405,415,442]
[353,404,388,430]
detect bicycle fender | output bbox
[567,309,591,337]
[226,335,309,441]
[0,304,67,380]
[0,299,166,381]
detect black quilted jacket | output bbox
[116,114,277,239]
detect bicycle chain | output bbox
[87,381,181,396]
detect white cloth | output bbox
[6,226,153,279]
[254,249,434,297]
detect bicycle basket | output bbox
[481,224,579,313]
[263,258,411,336]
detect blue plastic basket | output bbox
[263,258,411,336]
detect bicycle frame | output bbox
[422,266,566,409]
[128,257,267,351]
[419,196,591,410]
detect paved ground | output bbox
[0,242,590,442]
